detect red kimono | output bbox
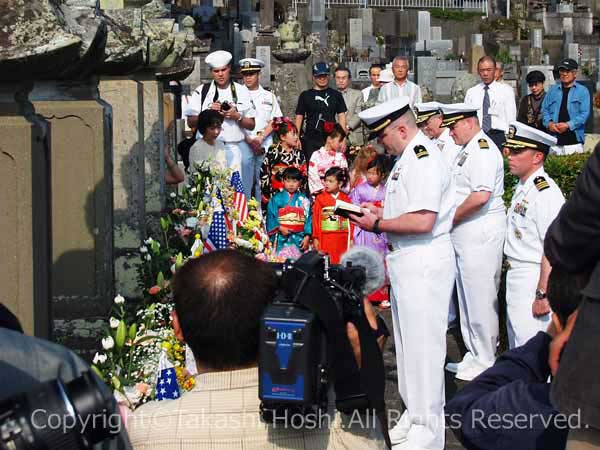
[312,191,354,264]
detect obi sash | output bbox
[321,206,349,232]
[278,205,305,233]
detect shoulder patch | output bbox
[534,176,550,191]
[478,138,489,149]
[414,145,429,159]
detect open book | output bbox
[334,199,363,218]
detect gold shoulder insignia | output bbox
[534,176,550,191]
[414,145,429,159]
[478,138,489,149]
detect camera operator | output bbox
[352,97,456,450]
[0,327,132,450]
[126,250,386,450]
[184,50,256,195]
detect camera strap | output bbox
[205,80,238,105]
[291,267,391,449]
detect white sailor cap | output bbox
[414,101,443,125]
[239,57,264,73]
[205,50,232,69]
[378,69,394,83]
[504,121,557,154]
[359,96,412,139]
[439,103,479,127]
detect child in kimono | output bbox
[266,167,312,257]
[349,155,390,307]
[308,123,349,195]
[260,119,307,207]
[312,167,353,264]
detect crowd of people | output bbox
[1,47,598,450]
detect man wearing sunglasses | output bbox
[541,58,590,155]
[503,121,565,348]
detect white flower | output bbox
[191,187,197,194]
[109,317,120,329]
[101,336,115,350]
[170,192,176,198]
[93,352,107,365]
[139,246,148,253]
[114,294,125,304]
[145,254,151,261]
[144,237,154,245]
[185,217,199,228]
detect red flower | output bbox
[148,286,161,295]
[323,121,335,134]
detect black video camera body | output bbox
[220,101,232,112]
[258,251,385,427]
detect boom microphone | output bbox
[340,246,386,295]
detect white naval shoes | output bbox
[455,363,487,382]
[389,421,410,445]
[445,352,474,374]
[391,441,430,450]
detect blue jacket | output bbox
[445,332,569,450]
[541,81,590,144]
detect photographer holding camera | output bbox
[126,250,387,449]
[185,51,256,195]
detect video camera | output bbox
[258,250,389,443]
[0,371,120,450]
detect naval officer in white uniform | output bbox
[239,57,283,200]
[503,121,565,348]
[352,97,456,450]
[440,104,506,382]
[414,102,461,169]
[184,51,256,194]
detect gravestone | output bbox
[256,46,272,87]
[240,28,253,58]
[349,61,371,82]
[309,0,327,47]
[100,0,125,8]
[0,86,51,338]
[361,9,373,36]
[469,44,485,74]
[471,34,483,47]
[532,29,543,49]
[436,70,468,99]
[349,19,363,49]
[568,43,579,61]
[259,0,275,31]
[417,11,431,42]
[417,56,437,95]
[431,26,442,41]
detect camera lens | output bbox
[221,101,231,111]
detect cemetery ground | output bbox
[380,309,467,450]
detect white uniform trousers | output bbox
[451,213,505,371]
[240,140,264,200]
[224,141,245,180]
[387,234,455,450]
[506,258,550,348]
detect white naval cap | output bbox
[359,96,412,139]
[439,103,479,127]
[239,57,264,72]
[414,101,443,125]
[378,69,394,83]
[505,121,557,154]
[205,50,232,69]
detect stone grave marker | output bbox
[349,18,363,50]
[256,46,271,87]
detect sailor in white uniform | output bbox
[440,104,506,382]
[239,57,283,199]
[184,51,256,192]
[503,121,565,348]
[353,97,456,450]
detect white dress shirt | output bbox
[451,130,505,221]
[464,81,516,133]
[504,167,565,263]
[377,79,422,108]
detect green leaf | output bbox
[151,239,160,254]
[115,320,127,349]
[91,364,104,380]
[160,217,169,231]
[157,271,165,287]
[176,252,184,269]
[111,375,121,390]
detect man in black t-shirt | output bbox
[295,62,347,161]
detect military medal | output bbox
[514,229,523,239]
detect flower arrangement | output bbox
[93,162,277,408]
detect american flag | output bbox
[230,171,249,222]
[155,352,181,401]
[204,210,229,253]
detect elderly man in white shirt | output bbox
[239,57,283,200]
[377,56,422,108]
[464,55,516,149]
[184,50,256,195]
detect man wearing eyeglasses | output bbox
[503,121,565,348]
[541,58,591,155]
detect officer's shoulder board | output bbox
[534,176,550,191]
[478,138,490,149]
[414,145,429,159]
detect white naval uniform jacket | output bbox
[504,167,565,263]
[246,85,283,149]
